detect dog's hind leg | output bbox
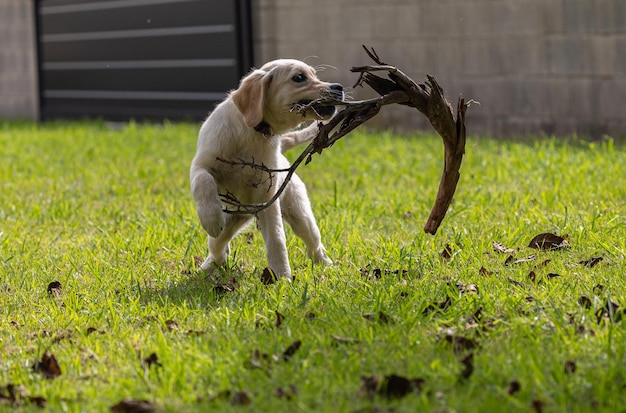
[200,214,253,273]
[257,202,292,279]
[280,174,333,266]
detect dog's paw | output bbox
[198,205,225,238]
[312,247,333,266]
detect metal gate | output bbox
[36,0,252,121]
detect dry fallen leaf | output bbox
[531,399,544,413]
[275,311,285,328]
[528,233,569,251]
[578,296,592,309]
[47,281,62,297]
[443,334,477,354]
[379,374,424,399]
[33,352,62,379]
[441,243,453,260]
[362,311,392,324]
[230,391,251,406]
[459,352,474,380]
[506,379,521,395]
[564,360,576,374]
[213,277,238,294]
[110,398,155,413]
[165,320,179,332]
[261,267,277,285]
[273,385,297,400]
[579,256,603,268]
[142,352,162,369]
[281,340,302,360]
[330,334,361,345]
[478,266,494,276]
[493,242,515,254]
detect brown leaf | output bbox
[504,255,515,266]
[493,242,515,254]
[528,271,536,283]
[423,296,453,316]
[165,320,179,331]
[595,300,622,324]
[379,374,424,399]
[528,233,569,251]
[281,340,302,360]
[441,243,453,260]
[261,267,277,285]
[564,360,576,374]
[47,281,62,297]
[362,311,392,324]
[275,311,285,328]
[110,399,155,413]
[507,277,524,288]
[579,256,603,268]
[478,266,493,276]
[531,399,544,413]
[273,385,297,400]
[593,284,604,295]
[358,375,380,398]
[305,312,316,320]
[443,334,477,354]
[26,395,47,408]
[33,352,62,379]
[506,379,521,395]
[456,282,478,295]
[142,352,162,369]
[459,352,474,380]
[547,272,562,279]
[575,325,596,336]
[515,255,537,264]
[330,334,361,345]
[244,349,270,370]
[578,296,592,309]
[230,391,251,406]
[214,277,238,294]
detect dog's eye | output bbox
[292,73,307,83]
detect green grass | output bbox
[1,119,625,412]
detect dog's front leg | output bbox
[190,167,225,238]
[280,122,320,153]
[257,202,292,279]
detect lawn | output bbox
[0,119,625,412]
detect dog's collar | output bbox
[254,120,273,138]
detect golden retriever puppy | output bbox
[190,59,343,280]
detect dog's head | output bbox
[231,59,344,136]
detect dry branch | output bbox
[219,45,470,234]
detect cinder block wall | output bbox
[253,0,626,138]
[0,0,39,120]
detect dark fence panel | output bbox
[36,0,252,121]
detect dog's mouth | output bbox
[297,100,336,119]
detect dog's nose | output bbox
[328,83,344,100]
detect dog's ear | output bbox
[231,69,268,128]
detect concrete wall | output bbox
[253,0,626,138]
[2,1,625,138]
[0,0,39,120]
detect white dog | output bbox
[190,59,343,280]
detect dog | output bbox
[190,59,343,280]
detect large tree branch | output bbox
[219,46,470,234]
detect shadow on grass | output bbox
[139,264,250,309]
